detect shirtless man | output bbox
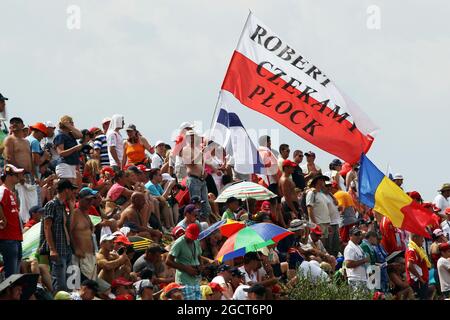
[181,130,212,216]
[279,160,300,224]
[301,151,322,184]
[117,192,162,242]
[96,234,130,284]
[4,117,33,175]
[70,188,98,280]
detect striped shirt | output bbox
[94,134,110,166]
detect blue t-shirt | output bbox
[145,181,164,197]
[26,135,43,154]
[53,132,80,166]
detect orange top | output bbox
[125,141,146,164]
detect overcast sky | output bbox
[1,0,449,200]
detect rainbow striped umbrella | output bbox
[216,223,293,263]
[199,219,245,241]
[215,181,276,203]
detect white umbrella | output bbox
[216,181,276,203]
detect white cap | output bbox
[4,164,25,174]
[45,121,56,128]
[162,173,175,182]
[119,227,131,237]
[393,174,404,180]
[185,130,196,136]
[154,140,165,147]
[102,117,112,124]
[179,122,194,130]
[100,233,115,243]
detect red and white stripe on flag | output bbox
[220,13,379,164]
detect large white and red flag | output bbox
[220,13,379,164]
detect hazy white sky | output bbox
[1,0,449,200]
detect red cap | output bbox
[172,226,185,239]
[261,201,271,211]
[115,294,134,300]
[209,282,226,293]
[445,208,450,215]
[163,282,185,294]
[185,223,200,241]
[408,191,423,202]
[271,284,281,294]
[282,159,297,168]
[112,277,133,288]
[137,164,151,173]
[439,242,450,252]
[30,122,48,137]
[311,225,323,236]
[331,181,339,188]
[89,127,101,134]
[101,166,115,177]
[114,235,132,246]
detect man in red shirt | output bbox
[0,164,25,277]
[379,216,400,255]
[405,234,434,300]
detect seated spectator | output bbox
[23,205,44,232]
[96,234,131,284]
[222,197,240,220]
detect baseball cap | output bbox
[393,174,404,180]
[349,226,362,236]
[185,130,196,136]
[433,229,444,238]
[190,196,205,205]
[79,187,98,199]
[115,294,134,300]
[154,140,165,147]
[102,117,111,125]
[445,208,450,215]
[439,242,450,252]
[162,173,175,182]
[0,93,8,101]
[163,283,185,295]
[184,204,200,215]
[114,235,132,246]
[179,122,194,130]
[261,201,271,211]
[217,264,232,273]
[231,268,245,278]
[172,226,185,238]
[185,223,200,241]
[89,127,101,135]
[282,159,297,168]
[126,165,141,175]
[100,234,116,244]
[289,219,307,232]
[209,282,226,293]
[45,121,56,129]
[111,277,133,288]
[4,164,25,175]
[134,279,153,295]
[126,124,137,131]
[101,166,115,177]
[305,151,316,157]
[136,164,151,173]
[244,284,266,296]
[330,159,343,167]
[311,225,323,236]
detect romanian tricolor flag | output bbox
[358,154,433,238]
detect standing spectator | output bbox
[27,122,51,178]
[54,116,83,181]
[123,124,152,166]
[40,179,78,292]
[345,163,359,192]
[437,242,450,299]
[406,234,434,300]
[151,141,166,169]
[70,188,98,281]
[166,223,214,299]
[279,160,300,224]
[326,159,345,191]
[3,117,33,175]
[106,114,125,171]
[277,144,290,172]
[41,121,59,165]
[0,165,25,278]
[93,125,110,167]
[393,174,404,189]
[291,150,306,191]
[0,93,8,163]
[301,151,322,184]
[379,216,401,255]
[323,181,340,256]
[344,227,369,290]
[434,183,450,219]
[333,183,357,246]
[306,175,331,245]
